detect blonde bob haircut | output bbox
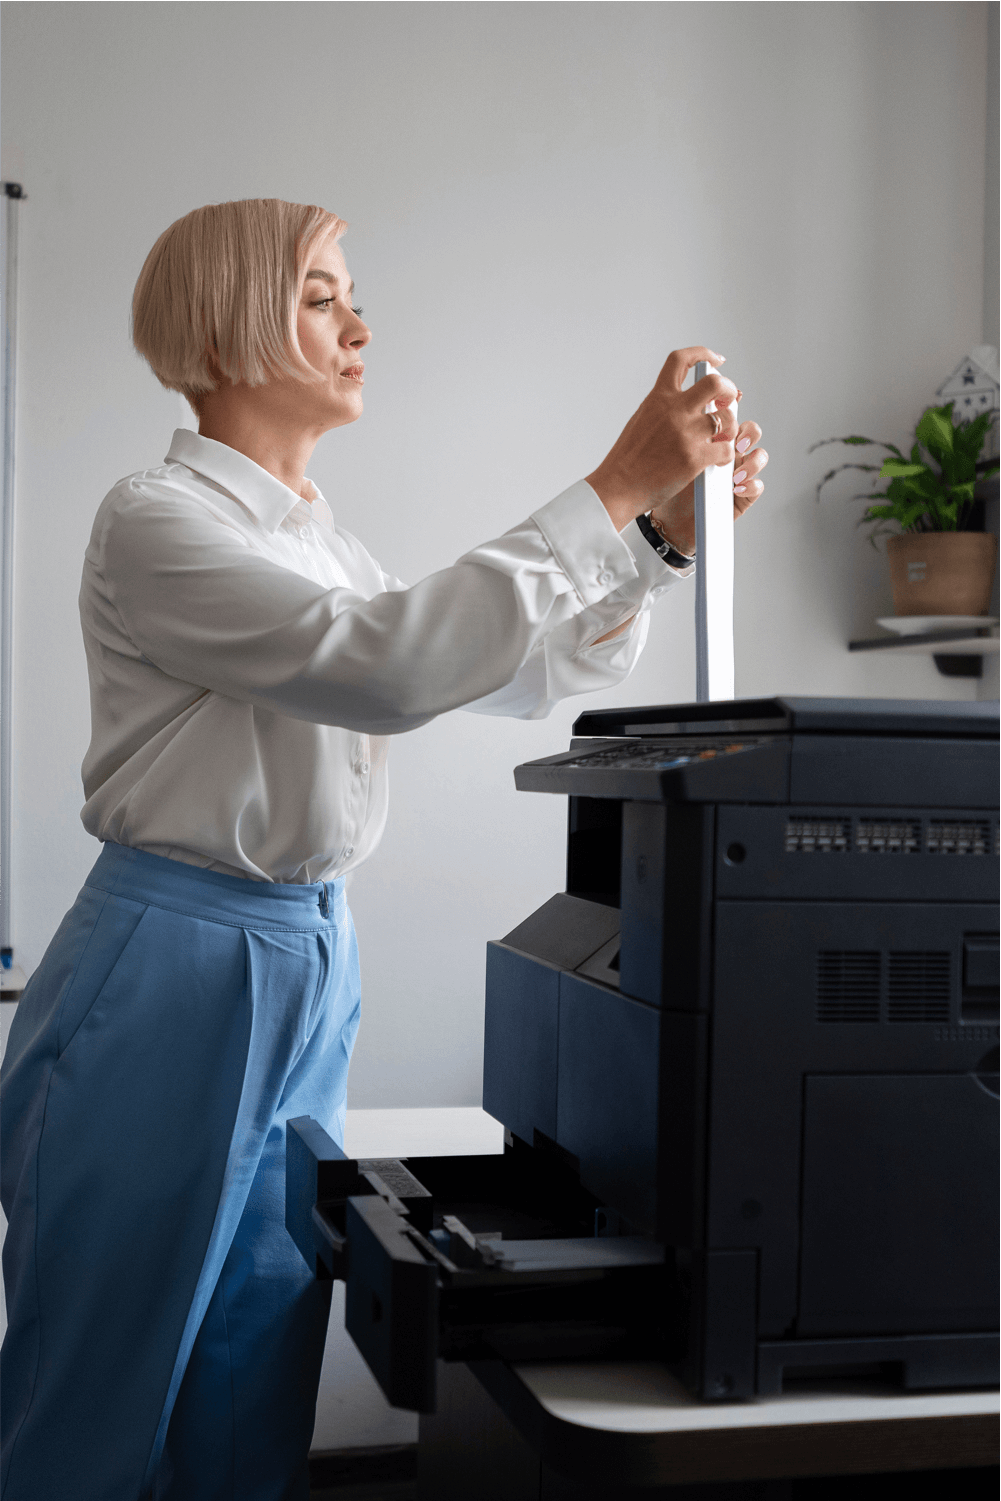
[132,198,347,403]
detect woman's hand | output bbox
[650,413,769,557]
[730,415,767,519]
[585,346,740,533]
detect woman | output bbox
[1,199,767,1501]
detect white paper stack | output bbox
[693,360,735,702]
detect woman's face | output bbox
[294,233,371,431]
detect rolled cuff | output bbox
[530,480,640,606]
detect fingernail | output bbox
[736,437,752,454]
[734,485,747,495]
[732,469,747,484]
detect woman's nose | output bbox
[345,317,371,350]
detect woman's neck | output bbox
[196,385,324,499]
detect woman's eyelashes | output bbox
[310,298,364,317]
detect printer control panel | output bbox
[562,737,768,772]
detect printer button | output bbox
[963,935,999,991]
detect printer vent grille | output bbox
[817,951,880,1021]
[887,951,951,1022]
[926,819,992,856]
[855,819,920,854]
[786,818,850,855]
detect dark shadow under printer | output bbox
[483,695,1000,1399]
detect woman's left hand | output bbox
[647,398,768,556]
[730,413,768,520]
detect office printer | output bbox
[286,695,999,1411]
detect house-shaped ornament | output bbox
[936,344,999,460]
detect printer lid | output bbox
[572,696,1000,740]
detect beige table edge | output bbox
[463,1362,999,1485]
[512,1360,999,1435]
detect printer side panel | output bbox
[709,869,1000,1344]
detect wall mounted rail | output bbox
[1,182,25,992]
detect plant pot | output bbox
[886,532,997,616]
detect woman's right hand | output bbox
[585,346,740,533]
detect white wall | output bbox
[978,1,1000,702]
[1,1,994,1111]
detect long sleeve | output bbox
[97,478,661,737]
[463,512,681,719]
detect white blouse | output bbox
[78,429,683,883]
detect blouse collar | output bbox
[165,429,325,534]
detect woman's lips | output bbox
[340,366,364,384]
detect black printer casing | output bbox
[483,696,1000,1398]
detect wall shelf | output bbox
[849,628,999,679]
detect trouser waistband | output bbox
[85,842,345,930]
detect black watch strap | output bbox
[635,511,695,571]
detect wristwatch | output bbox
[635,511,696,571]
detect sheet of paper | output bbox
[693,361,735,702]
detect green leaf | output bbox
[951,410,997,471]
[915,404,956,459]
[814,462,882,500]
[807,435,876,451]
[879,460,927,479]
[808,436,905,458]
[897,499,935,528]
[885,472,944,505]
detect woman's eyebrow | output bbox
[304,269,355,294]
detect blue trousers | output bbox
[1,843,361,1501]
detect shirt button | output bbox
[359,762,370,774]
[344,845,354,859]
[298,527,310,539]
[597,570,613,587]
[651,585,665,599]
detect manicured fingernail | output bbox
[734,485,747,495]
[736,437,752,454]
[733,469,747,484]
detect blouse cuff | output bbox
[620,516,693,591]
[530,480,639,606]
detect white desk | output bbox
[420,1358,998,1498]
[514,1359,997,1436]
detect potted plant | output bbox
[811,402,999,616]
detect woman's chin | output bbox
[324,399,363,431]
